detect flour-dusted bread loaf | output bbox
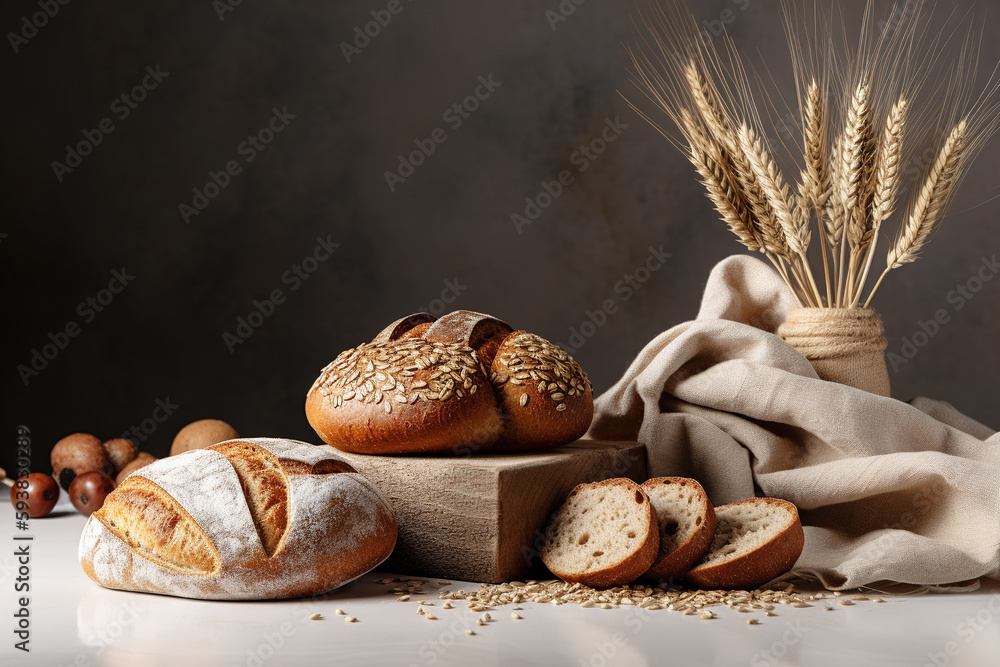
[306,310,594,455]
[640,477,716,582]
[79,438,397,600]
[540,479,658,588]
[685,497,804,590]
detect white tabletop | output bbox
[3,497,999,667]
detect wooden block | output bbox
[335,439,647,583]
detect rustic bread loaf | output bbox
[79,438,397,600]
[640,477,716,582]
[306,310,593,454]
[685,497,804,590]
[540,478,658,588]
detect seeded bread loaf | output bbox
[305,310,594,455]
[640,477,716,582]
[79,438,397,600]
[540,478,658,588]
[685,497,804,590]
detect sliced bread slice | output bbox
[540,478,659,588]
[640,477,716,582]
[685,497,804,590]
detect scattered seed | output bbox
[309,613,323,621]
[483,613,491,621]
[747,618,760,625]
[335,609,345,615]
[425,614,437,620]
[839,600,855,606]
[465,629,476,636]
[345,616,357,623]
[699,612,713,620]
[437,581,451,586]
[511,613,522,620]
[398,595,410,602]
[476,619,486,626]
[442,602,452,609]
[873,598,886,603]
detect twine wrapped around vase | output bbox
[777,308,890,397]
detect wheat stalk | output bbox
[683,126,761,252]
[684,61,735,153]
[738,124,822,305]
[836,82,874,305]
[801,79,832,305]
[851,97,908,306]
[863,118,967,307]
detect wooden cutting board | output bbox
[335,439,647,583]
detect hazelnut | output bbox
[170,419,239,456]
[50,433,113,491]
[10,473,60,518]
[115,453,157,486]
[102,438,138,476]
[69,471,115,515]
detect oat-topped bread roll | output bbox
[79,438,396,600]
[305,310,594,454]
[306,339,502,454]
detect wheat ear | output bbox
[684,60,735,153]
[851,97,908,307]
[800,79,831,305]
[680,111,761,252]
[864,118,967,307]
[738,125,821,305]
[836,82,873,305]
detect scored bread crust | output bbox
[541,479,659,588]
[641,477,716,582]
[79,438,397,600]
[684,497,804,590]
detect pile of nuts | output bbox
[9,419,238,519]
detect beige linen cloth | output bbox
[588,254,1000,589]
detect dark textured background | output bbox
[3,0,999,475]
